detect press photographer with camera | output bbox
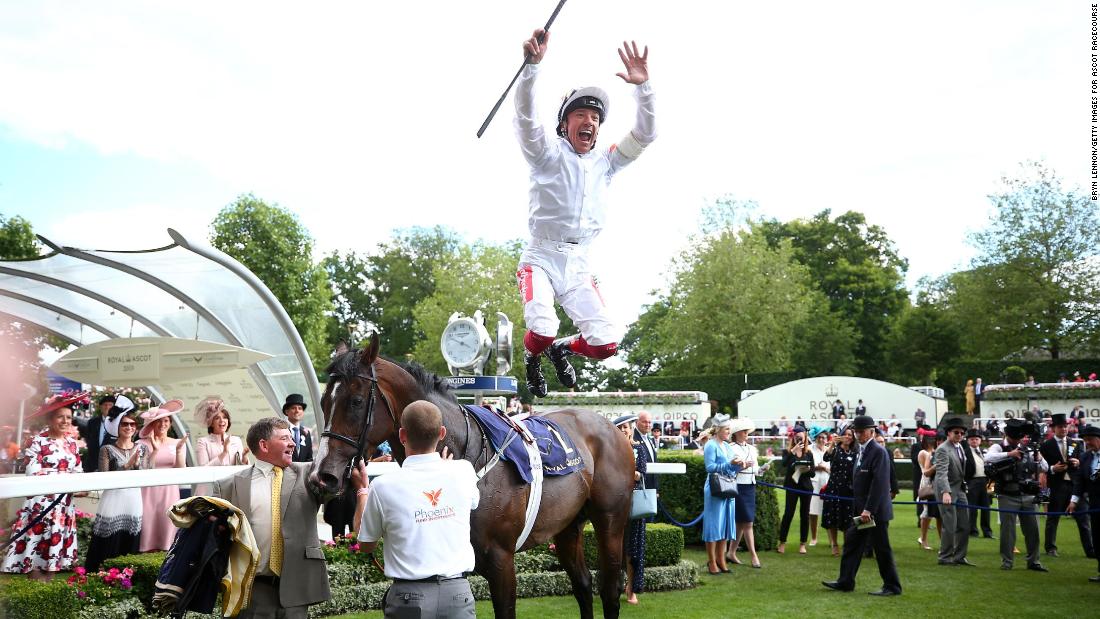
[985,417,1050,572]
[1066,424,1100,582]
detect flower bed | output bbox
[982,382,1100,400]
[2,525,692,618]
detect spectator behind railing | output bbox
[138,400,189,552]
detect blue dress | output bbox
[702,440,740,542]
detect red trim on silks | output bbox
[517,266,534,303]
[569,337,618,360]
[524,330,555,355]
[591,276,606,306]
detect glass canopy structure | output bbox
[0,229,320,418]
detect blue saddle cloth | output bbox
[464,405,583,483]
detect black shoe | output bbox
[955,559,977,567]
[822,580,853,592]
[1089,575,1100,583]
[524,351,548,397]
[1046,549,1059,557]
[868,589,901,597]
[937,560,956,566]
[546,336,578,387]
[1027,563,1049,573]
[969,532,979,537]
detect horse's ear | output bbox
[335,341,350,357]
[360,331,380,365]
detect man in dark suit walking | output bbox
[633,410,659,491]
[1040,414,1094,558]
[1067,424,1100,582]
[823,415,902,596]
[935,417,974,566]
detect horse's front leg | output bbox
[554,515,595,619]
[475,544,518,619]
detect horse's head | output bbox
[308,333,398,501]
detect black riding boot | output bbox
[547,336,578,388]
[525,351,548,397]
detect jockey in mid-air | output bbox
[513,27,657,397]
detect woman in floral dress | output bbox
[1,394,86,580]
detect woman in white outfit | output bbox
[807,427,831,547]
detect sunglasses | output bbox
[119,422,137,427]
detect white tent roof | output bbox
[0,229,321,417]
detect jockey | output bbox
[514,28,657,397]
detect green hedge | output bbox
[0,577,80,619]
[653,452,779,550]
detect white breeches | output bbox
[517,241,620,346]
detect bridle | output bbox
[321,361,396,481]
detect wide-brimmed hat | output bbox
[282,393,307,413]
[729,418,755,435]
[1080,425,1100,439]
[139,399,185,438]
[612,414,638,428]
[28,391,89,420]
[942,417,967,432]
[809,425,830,440]
[850,415,877,430]
[194,396,227,427]
[1050,413,1068,427]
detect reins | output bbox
[321,362,396,482]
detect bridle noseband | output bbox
[321,362,396,481]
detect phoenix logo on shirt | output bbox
[423,488,443,507]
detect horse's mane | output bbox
[326,349,457,406]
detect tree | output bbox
[209,194,333,370]
[323,227,460,359]
[759,210,909,378]
[790,300,859,377]
[962,162,1100,358]
[0,214,40,260]
[884,299,961,385]
[649,226,817,375]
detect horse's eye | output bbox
[350,396,365,408]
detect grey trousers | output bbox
[384,578,475,619]
[998,494,1040,567]
[938,490,970,562]
[239,579,308,619]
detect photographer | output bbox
[777,426,815,555]
[985,418,1049,572]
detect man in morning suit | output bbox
[214,417,363,618]
[935,417,974,566]
[77,394,117,472]
[1067,424,1100,582]
[633,410,659,491]
[823,414,902,596]
[1040,413,1094,558]
[282,394,313,462]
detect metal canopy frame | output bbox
[0,229,321,422]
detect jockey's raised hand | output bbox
[523,28,550,64]
[616,40,649,85]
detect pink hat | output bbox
[139,399,185,438]
[193,397,226,428]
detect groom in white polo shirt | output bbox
[354,400,480,618]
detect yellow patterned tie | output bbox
[270,466,284,576]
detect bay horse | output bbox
[307,334,635,619]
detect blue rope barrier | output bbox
[657,499,704,528]
[754,480,1100,516]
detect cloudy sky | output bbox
[0,1,1088,331]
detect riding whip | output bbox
[476,0,569,138]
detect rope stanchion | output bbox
[657,499,704,528]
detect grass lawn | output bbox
[336,495,1099,618]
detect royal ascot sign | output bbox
[737,376,946,429]
[51,337,272,384]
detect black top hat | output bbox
[942,416,967,432]
[282,393,307,412]
[851,415,876,430]
[1050,413,1068,427]
[1004,418,1028,439]
[1080,425,1100,439]
[966,428,982,439]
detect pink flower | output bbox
[548,543,557,553]
[107,567,120,578]
[120,578,132,590]
[325,540,336,547]
[77,590,87,599]
[75,566,86,576]
[349,543,360,552]
[122,568,134,577]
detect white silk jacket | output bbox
[514,64,656,244]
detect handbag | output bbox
[631,476,657,520]
[917,473,935,500]
[709,472,739,499]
